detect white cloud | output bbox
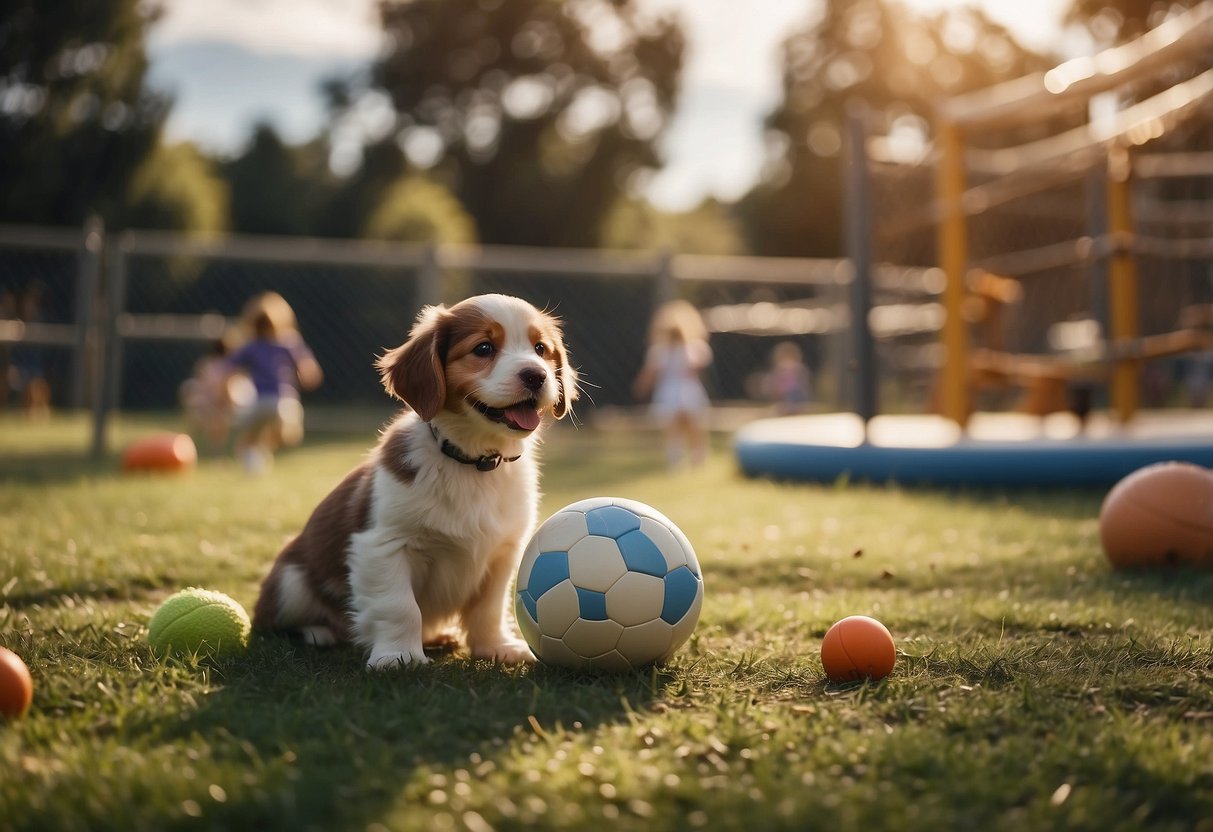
[645,84,771,211]
[638,0,807,209]
[151,0,383,58]
[903,0,1071,52]
[643,0,808,103]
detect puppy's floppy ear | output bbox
[548,321,578,420]
[377,305,449,421]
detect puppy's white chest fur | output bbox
[356,416,539,622]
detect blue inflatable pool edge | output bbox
[734,413,1213,488]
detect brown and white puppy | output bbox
[252,294,577,669]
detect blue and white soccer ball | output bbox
[514,497,704,671]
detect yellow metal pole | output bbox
[1106,145,1140,423]
[934,118,970,427]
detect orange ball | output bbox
[820,615,896,682]
[0,646,33,720]
[121,433,197,473]
[1099,462,1213,569]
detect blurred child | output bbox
[223,292,323,473]
[633,299,713,470]
[179,337,253,453]
[764,340,812,415]
[9,282,50,419]
[0,289,15,409]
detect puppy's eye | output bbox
[534,342,547,357]
[473,341,495,358]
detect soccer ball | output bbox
[514,497,704,671]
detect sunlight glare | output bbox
[899,0,1070,53]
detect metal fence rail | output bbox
[6,193,1204,461]
[0,221,101,412]
[2,224,888,456]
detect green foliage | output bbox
[363,175,478,245]
[315,136,408,238]
[3,416,1213,830]
[223,123,331,236]
[0,0,168,228]
[337,0,686,247]
[600,197,745,255]
[125,141,229,234]
[739,0,1049,257]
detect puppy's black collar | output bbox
[430,424,520,472]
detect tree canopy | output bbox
[329,0,685,248]
[10,0,1191,253]
[737,0,1050,258]
[0,0,172,228]
[222,123,327,237]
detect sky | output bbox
[148,0,1073,211]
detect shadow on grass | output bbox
[542,430,674,493]
[0,432,372,486]
[704,547,1213,622]
[150,635,667,831]
[3,576,170,610]
[0,451,118,484]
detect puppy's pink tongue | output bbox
[506,405,542,431]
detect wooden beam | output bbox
[935,119,970,427]
[1106,147,1140,423]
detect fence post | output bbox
[1086,167,1110,338]
[72,217,103,410]
[1106,145,1140,423]
[91,235,127,458]
[654,248,675,306]
[417,244,442,307]
[845,102,877,426]
[934,117,970,428]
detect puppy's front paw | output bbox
[471,638,536,664]
[366,646,430,671]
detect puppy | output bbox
[252,294,577,669]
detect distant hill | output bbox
[147,40,365,156]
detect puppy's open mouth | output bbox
[472,398,543,432]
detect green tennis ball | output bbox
[148,588,251,660]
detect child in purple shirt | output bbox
[225,292,322,473]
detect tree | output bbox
[126,142,228,233]
[363,175,477,245]
[223,123,329,237]
[0,0,169,227]
[738,0,1048,258]
[334,0,685,248]
[600,197,744,255]
[314,136,408,239]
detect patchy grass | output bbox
[2,414,1213,831]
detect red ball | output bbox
[0,646,33,720]
[820,615,896,682]
[1099,462,1213,569]
[121,433,197,473]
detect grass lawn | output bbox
[2,414,1213,831]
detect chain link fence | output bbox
[4,158,1206,461]
[0,223,101,415]
[0,225,867,455]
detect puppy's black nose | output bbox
[519,368,547,393]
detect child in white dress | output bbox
[633,299,713,469]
